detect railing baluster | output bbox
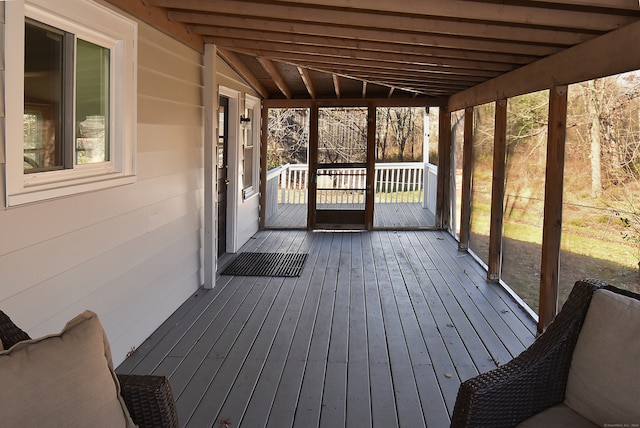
[273,162,432,207]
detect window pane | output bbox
[561,72,640,307]
[469,102,495,266]
[265,108,309,228]
[243,109,254,190]
[501,91,549,314]
[374,106,435,228]
[24,21,64,172]
[76,39,110,164]
[318,107,367,164]
[451,109,465,238]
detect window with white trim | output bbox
[242,95,260,199]
[5,0,137,206]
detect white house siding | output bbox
[0,10,204,366]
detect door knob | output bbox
[225,179,230,185]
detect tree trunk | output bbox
[585,80,603,198]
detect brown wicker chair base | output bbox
[450,278,632,428]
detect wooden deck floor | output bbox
[266,203,436,229]
[117,230,536,428]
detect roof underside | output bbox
[108,0,640,101]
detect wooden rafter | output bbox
[297,67,316,99]
[217,48,269,98]
[146,0,598,45]
[189,24,541,65]
[172,12,561,57]
[104,0,204,52]
[256,57,292,99]
[105,0,640,100]
[332,75,341,99]
[200,36,518,73]
[274,0,638,30]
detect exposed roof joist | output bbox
[256,57,292,99]
[112,0,640,100]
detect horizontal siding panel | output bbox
[0,183,200,300]
[0,171,201,256]
[138,95,202,126]
[0,208,149,302]
[137,124,202,153]
[136,148,202,181]
[106,248,201,364]
[146,191,200,232]
[5,212,199,333]
[138,24,201,83]
[138,66,202,106]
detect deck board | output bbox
[117,230,536,428]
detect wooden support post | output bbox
[308,103,319,229]
[365,103,376,230]
[538,86,568,333]
[488,99,507,282]
[459,107,474,251]
[436,108,451,230]
[203,44,217,289]
[259,101,268,230]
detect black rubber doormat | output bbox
[221,252,308,277]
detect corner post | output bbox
[488,99,507,282]
[436,108,451,230]
[459,107,474,250]
[539,86,568,333]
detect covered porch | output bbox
[117,229,535,427]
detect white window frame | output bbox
[242,94,260,200]
[5,0,137,206]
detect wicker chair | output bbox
[451,278,639,428]
[0,310,178,428]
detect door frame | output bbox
[309,103,375,229]
[219,85,240,253]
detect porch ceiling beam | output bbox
[170,11,561,57]
[216,48,269,99]
[324,72,470,91]
[189,24,540,65]
[262,97,445,109]
[273,62,487,95]
[256,57,292,99]
[328,76,475,92]
[103,0,204,52]
[215,46,503,79]
[202,36,516,73]
[269,0,638,30]
[523,0,640,10]
[147,0,597,45]
[332,75,341,99]
[311,65,488,83]
[297,67,317,99]
[318,70,479,88]
[271,61,490,94]
[448,18,640,110]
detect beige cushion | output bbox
[0,311,136,428]
[565,289,640,426]
[515,403,598,428]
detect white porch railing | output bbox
[265,162,438,222]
